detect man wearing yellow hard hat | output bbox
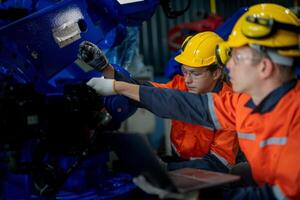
[79,31,239,174]
[86,3,300,199]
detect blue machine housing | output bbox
[0,0,148,122]
[0,0,111,92]
[88,0,159,26]
[0,0,160,199]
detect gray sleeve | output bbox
[114,71,153,86]
[139,85,216,129]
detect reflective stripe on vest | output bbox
[272,185,289,200]
[260,137,287,148]
[171,142,180,157]
[237,132,256,140]
[210,150,232,169]
[172,142,231,169]
[207,93,221,129]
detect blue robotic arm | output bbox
[0,0,161,198]
[0,0,160,123]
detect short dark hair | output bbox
[206,64,221,73]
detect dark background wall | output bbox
[139,0,295,75]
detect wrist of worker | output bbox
[94,61,109,72]
[114,81,140,102]
[113,80,124,94]
[102,64,115,79]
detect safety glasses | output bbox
[181,66,210,78]
[231,50,263,65]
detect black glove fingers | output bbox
[79,41,89,50]
[80,50,94,62]
[81,40,94,47]
[83,41,99,52]
[77,41,109,71]
[78,46,91,59]
[84,45,98,55]
[77,47,87,60]
[79,41,96,52]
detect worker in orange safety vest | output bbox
[78,32,239,173]
[86,3,300,199]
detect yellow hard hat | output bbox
[175,31,224,68]
[224,3,299,57]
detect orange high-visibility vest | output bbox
[151,75,238,166]
[211,80,300,199]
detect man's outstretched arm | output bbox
[87,78,217,129]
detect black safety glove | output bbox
[78,41,109,71]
